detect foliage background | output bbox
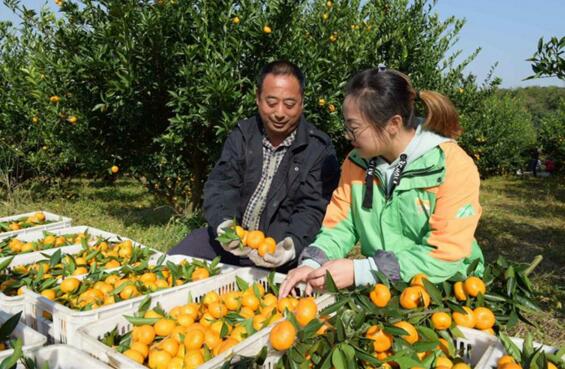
[0,0,561,214]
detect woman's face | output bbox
[343,97,391,160]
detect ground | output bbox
[1,175,563,346]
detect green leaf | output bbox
[384,325,411,337]
[507,309,519,329]
[320,298,350,316]
[516,271,534,293]
[100,326,118,347]
[412,340,439,353]
[371,270,391,288]
[111,281,134,296]
[524,333,535,359]
[515,295,541,312]
[220,321,229,339]
[354,347,380,366]
[137,296,152,315]
[393,355,424,369]
[49,249,62,266]
[299,319,324,339]
[155,254,166,266]
[84,250,99,262]
[535,351,548,369]
[417,326,439,342]
[505,265,516,280]
[506,277,516,297]
[0,337,22,369]
[423,279,443,305]
[287,312,301,332]
[253,284,262,299]
[446,301,466,314]
[336,316,345,342]
[124,316,159,326]
[438,330,457,357]
[267,271,279,296]
[449,326,464,339]
[341,344,356,362]
[210,256,220,270]
[331,347,348,369]
[0,256,14,271]
[324,270,338,293]
[235,276,249,292]
[500,332,522,360]
[484,293,507,303]
[0,311,22,341]
[466,258,481,275]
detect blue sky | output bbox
[434,0,564,88]
[1,0,563,88]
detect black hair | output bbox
[345,68,462,138]
[257,60,305,96]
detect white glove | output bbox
[249,237,296,268]
[216,220,249,257]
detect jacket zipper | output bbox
[348,156,444,250]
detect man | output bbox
[168,60,340,271]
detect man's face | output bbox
[256,74,303,144]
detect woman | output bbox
[279,67,484,297]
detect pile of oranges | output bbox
[369,274,496,334]
[233,226,276,257]
[0,239,155,297]
[0,231,89,256]
[269,297,320,351]
[0,211,51,232]
[36,258,215,311]
[496,355,558,369]
[109,282,318,369]
[312,273,497,369]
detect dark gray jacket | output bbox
[203,114,340,266]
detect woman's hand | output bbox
[278,265,314,298]
[306,259,355,290]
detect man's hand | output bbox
[216,219,249,257]
[249,237,296,269]
[306,259,355,290]
[278,265,315,298]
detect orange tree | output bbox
[1,0,503,210]
[537,99,565,171]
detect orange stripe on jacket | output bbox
[427,142,482,261]
[322,156,366,228]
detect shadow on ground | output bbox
[107,205,177,228]
[79,179,178,227]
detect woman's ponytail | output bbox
[419,90,462,139]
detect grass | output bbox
[476,175,565,346]
[0,179,190,253]
[1,174,564,345]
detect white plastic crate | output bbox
[1,225,160,259]
[453,327,501,368]
[0,311,47,361]
[477,335,563,369]
[202,323,499,369]
[0,211,72,241]
[75,267,329,368]
[0,244,86,315]
[12,345,113,369]
[200,293,335,369]
[1,237,164,315]
[24,255,235,344]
